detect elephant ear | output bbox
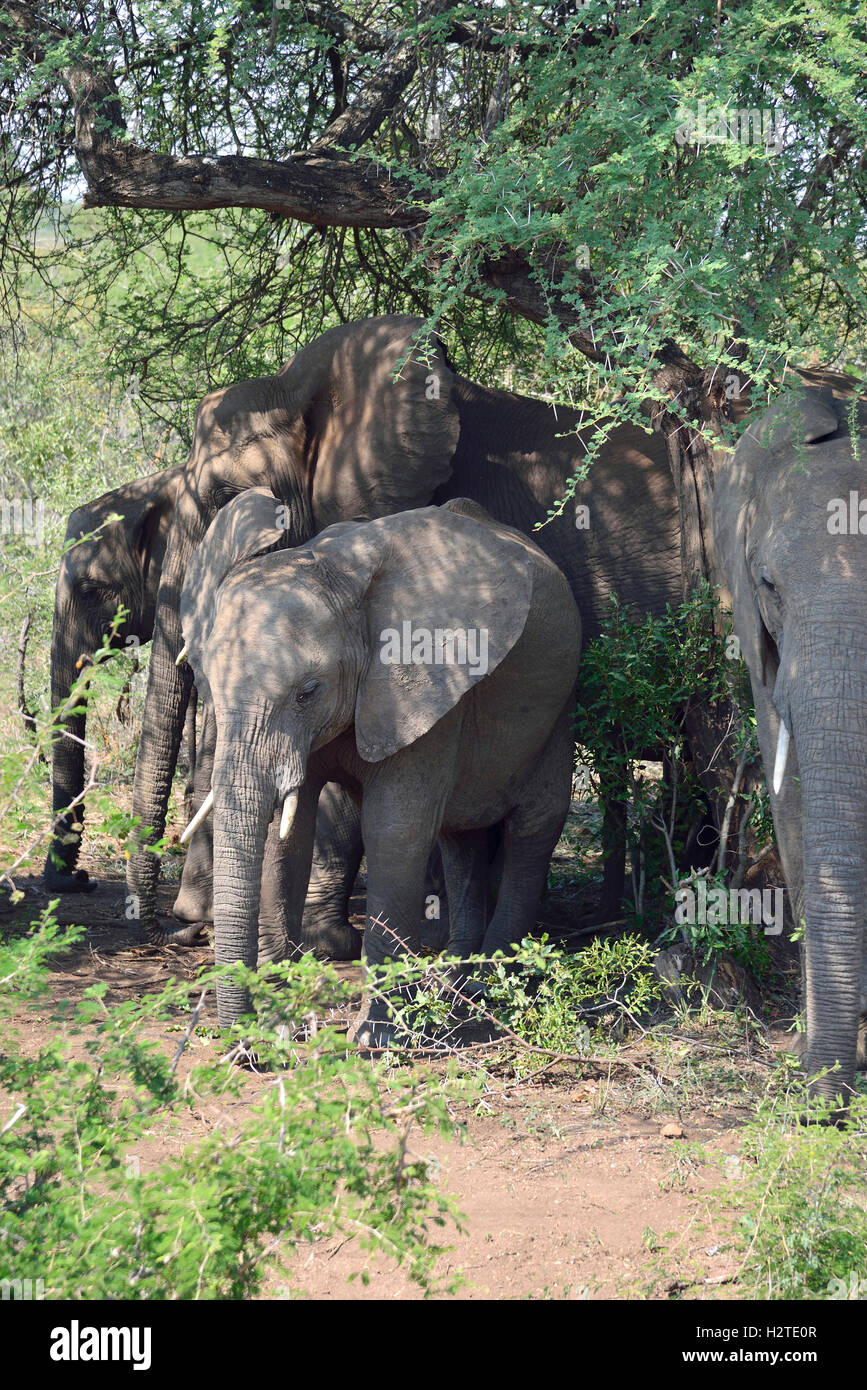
[313,502,534,762]
[713,484,775,687]
[128,465,181,588]
[276,316,460,526]
[713,387,842,687]
[742,384,841,453]
[180,488,287,674]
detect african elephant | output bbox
[44,468,366,957]
[126,316,459,945]
[179,490,580,1034]
[713,384,867,1103]
[43,468,210,928]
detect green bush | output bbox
[720,1085,867,1300]
[0,912,467,1299]
[574,583,769,926]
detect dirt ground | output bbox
[3,860,795,1301]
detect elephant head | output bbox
[127,316,459,943]
[713,384,867,1104]
[181,490,535,1026]
[45,466,180,893]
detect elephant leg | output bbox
[181,686,197,820]
[354,782,445,1048]
[172,696,214,928]
[482,709,574,956]
[859,944,867,1072]
[438,828,488,959]
[300,783,363,961]
[419,842,451,953]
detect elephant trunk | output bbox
[211,745,278,1027]
[126,531,202,945]
[44,599,90,890]
[788,637,867,1104]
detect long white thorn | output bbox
[180,789,213,844]
[772,719,790,795]
[279,791,299,841]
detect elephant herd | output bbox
[44,314,867,1100]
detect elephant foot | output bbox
[131,918,208,948]
[172,883,213,924]
[353,1017,401,1053]
[301,916,363,962]
[446,966,488,1003]
[220,1038,271,1071]
[44,868,98,895]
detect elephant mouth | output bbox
[180,779,303,845]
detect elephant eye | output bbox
[759,573,778,597]
[212,485,238,509]
[296,680,320,707]
[78,581,110,603]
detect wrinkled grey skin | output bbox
[45,469,364,956]
[713,386,867,1104]
[180,492,580,1036]
[127,317,459,946]
[439,376,682,638]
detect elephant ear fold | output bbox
[746,385,841,451]
[180,488,287,673]
[276,316,460,522]
[130,466,180,585]
[323,502,534,762]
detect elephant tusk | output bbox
[180,789,214,844]
[279,791,299,841]
[175,643,189,666]
[772,719,790,795]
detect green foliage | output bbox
[486,934,660,1055]
[574,583,732,917]
[0,914,466,1298]
[3,2,865,431]
[657,868,772,977]
[363,933,661,1068]
[720,1085,867,1300]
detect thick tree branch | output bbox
[78,142,421,228]
[310,33,420,153]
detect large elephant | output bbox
[438,377,682,640]
[713,384,867,1103]
[126,316,459,944]
[45,468,368,956]
[179,490,580,1034]
[126,315,683,944]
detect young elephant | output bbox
[180,490,580,1037]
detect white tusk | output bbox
[180,788,213,844]
[279,791,299,841]
[772,719,790,795]
[175,643,189,666]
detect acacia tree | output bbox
[2,0,866,849]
